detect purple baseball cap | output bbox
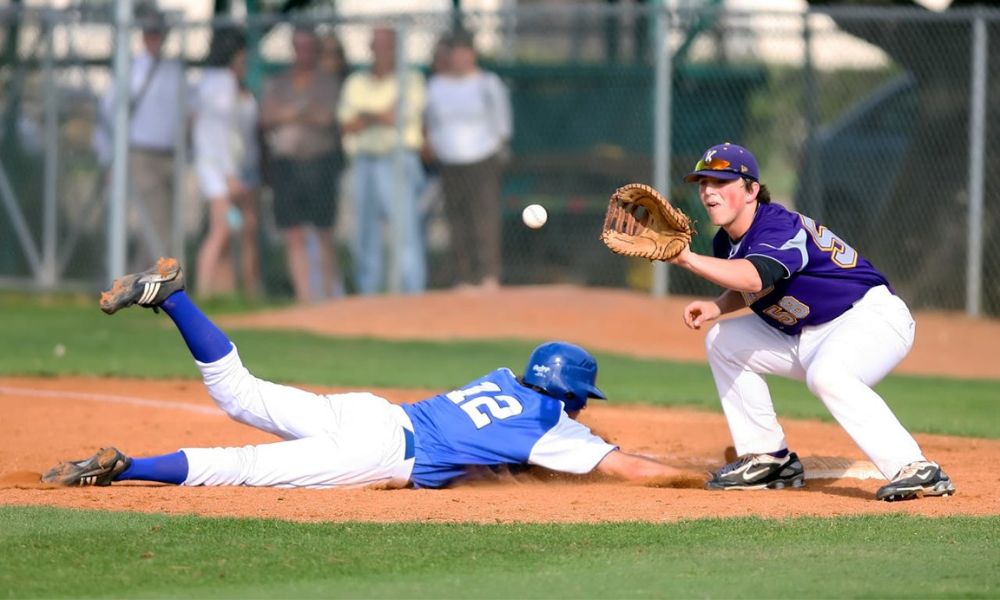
[683,143,760,183]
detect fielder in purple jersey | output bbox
[41,259,697,490]
[667,142,954,501]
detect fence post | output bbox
[108,0,134,281]
[388,21,410,294]
[41,13,59,288]
[802,9,821,223]
[965,11,987,317]
[172,18,188,267]
[651,4,673,297]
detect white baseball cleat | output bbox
[876,461,956,501]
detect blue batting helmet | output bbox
[522,341,606,412]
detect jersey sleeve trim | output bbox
[747,228,809,274]
[745,252,792,280]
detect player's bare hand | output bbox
[682,299,721,330]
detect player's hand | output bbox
[682,299,721,330]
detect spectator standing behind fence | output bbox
[93,4,186,272]
[259,27,342,303]
[192,27,260,299]
[318,29,349,84]
[424,30,512,292]
[338,27,427,295]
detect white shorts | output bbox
[196,163,228,200]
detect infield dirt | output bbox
[1,286,998,522]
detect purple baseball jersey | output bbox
[712,202,890,335]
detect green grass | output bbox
[2,300,998,599]
[2,300,999,438]
[1,506,997,599]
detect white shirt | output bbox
[528,410,618,474]
[94,51,187,163]
[425,70,512,165]
[193,68,258,177]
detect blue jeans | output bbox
[351,150,426,295]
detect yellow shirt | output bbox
[338,69,425,155]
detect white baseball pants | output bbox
[704,285,925,479]
[180,347,415,488]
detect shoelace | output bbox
[718,455,756,475]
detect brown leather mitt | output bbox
[600,183,694,261]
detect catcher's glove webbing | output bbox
[600,183,694,261]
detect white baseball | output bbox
[522,204,548,229]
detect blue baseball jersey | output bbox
[401,368,617,488]
[712,202,890,335]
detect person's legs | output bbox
[352,156,384,295]
[304,153,340,299]
[235,188,261,299]
[272,158,312,301]
[59,263,415,489]
[54,395,415,488]
[799,286,925,479]
[440,164,475,286]
[469,155,502,287]
[704,314,805,456]
[159,290,234,363]
[284,225,312,302]
[116,451,189,484]
[395,150,426,293]
[315,227,339,298]
[181,397,413,488]
[195,197,233,297]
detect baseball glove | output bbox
[600,183,694,261]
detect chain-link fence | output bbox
[1,4,998,313]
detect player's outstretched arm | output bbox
[595,450,707,488]
[668,247,763,293]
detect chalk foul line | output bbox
[0,385,222,416]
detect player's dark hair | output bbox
[204,26,246,68]
[743,178,771,204]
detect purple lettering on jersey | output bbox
[711,203,890,335]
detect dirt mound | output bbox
[223,286,1000,380]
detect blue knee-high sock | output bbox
[159,291,233,363]
[115,451,189,485]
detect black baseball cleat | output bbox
[41,447,132,486]
[706,451,805,490]
[99,257,185,315]
[876,461,955,501]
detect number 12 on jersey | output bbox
[446,382,524,429]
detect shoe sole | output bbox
[706,476,806,491]
[877,481,956,502]
[41,448,128,486]
[99,257,180,314]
